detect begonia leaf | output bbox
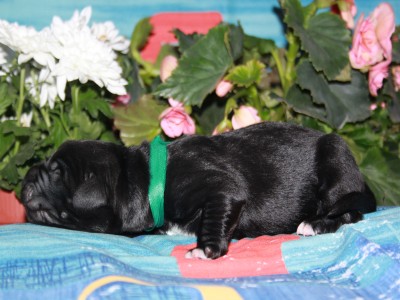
[155,25,234,106]
[113,95,167,146]
[359,147,400,206]
[130,17,153,52]
[282,0,351,80]
[226,60,265,87]
[286,61,370,129]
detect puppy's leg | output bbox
[297,134,376,236]
[186,196,245,260]
[297,191,375,235]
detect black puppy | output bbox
[21,122,376,259]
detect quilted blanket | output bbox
[0,207,399,299]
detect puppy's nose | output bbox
[25,198,50,211]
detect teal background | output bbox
[0,0,399,46]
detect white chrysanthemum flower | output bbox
[0,112,32,127]
[0,20,56,69]
[0,44,15,76]
[25,68,38,97]
[91,21,130,54]
[50,7,127,100]
[25,68,59,109]
[20,111,33,127]
[67,6,92,31]
[38,68,58,108]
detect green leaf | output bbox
[69,113,103,140]
[0,131,14,160]
[173,29,203,53]
[130,17,153,52]
[0,83,13,115]
[282,0,351,80]
[288,61,370,129]
[192,95,226,135]
[0,141,34,187]
[81,96,112,119]
[285,84,329,123]
[113,95,167,146]
[46,118,70,148]
[121,55,146,103]
[243,34,277,55]
[359,147,400,206]
[341,125,381,150]
[14,143,35,165]
[226,60,265,87]
[99,131,119,143]
[0,159,19,185]
[1,120,31,136]
[228,23,244,61]
[154,24,234,106]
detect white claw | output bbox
[296,222,316,236]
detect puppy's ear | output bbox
[72,175,108,212]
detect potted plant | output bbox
[113,0,400,206]
[0,7,129,223]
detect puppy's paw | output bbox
[185,244,227,260]
[185,248,210,260]
[296,221,316,236]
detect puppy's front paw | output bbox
[296,221,316,236]
[185,244,227,260]
[185,248,210,260]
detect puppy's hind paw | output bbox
[185,248,211,260]
[296,222,316,236]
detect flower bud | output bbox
[160,55,178,82]
[215,80,233,97]
[231,106,261,130]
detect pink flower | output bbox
[167,98,183,108]
[115,94,131,105]
[331,0,357,29]
[349,3,395,71]
[368,61,389,96]
[369,102,386,111]
[393,66,400,92]
[160,55,178,82]
[215,80,233,97]
[159,98,195,138]
[231,105,261,130]
[369,103,378,111]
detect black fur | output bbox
[21,122,376,259]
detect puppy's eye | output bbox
[23,184,35,202]
[85,172,94,180]
[60,211,68,219]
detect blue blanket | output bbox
[0,207,399,299]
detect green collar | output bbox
[147,135,169,231]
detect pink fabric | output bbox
[171,235,299,278]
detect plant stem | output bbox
[271,49,287,95]
[248,86,263,116]
[13,67,26,155]
[285,32,299,92]
[59,102,72,138]
[40,108,51,128]
[16,67,26,124]
[71,84,80,139]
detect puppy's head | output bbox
[21,140,124,233]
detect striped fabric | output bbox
[0,207,399,299]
